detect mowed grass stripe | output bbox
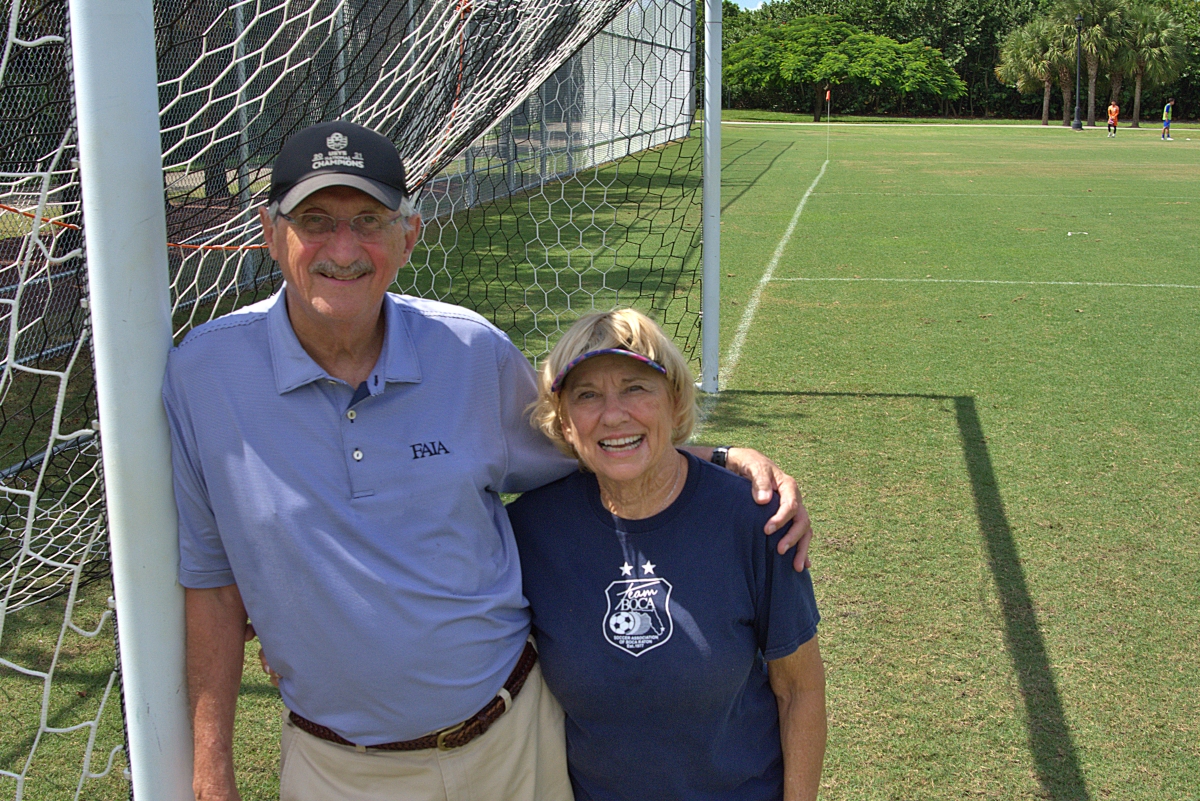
[711,123,1199,799]
[816,192,1199,199]
[776,276,1200,290]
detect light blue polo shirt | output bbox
[163,290,576,744]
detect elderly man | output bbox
[165,121,812,800]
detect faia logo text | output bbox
[410,441,450,459]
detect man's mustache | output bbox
[310,259,372,280]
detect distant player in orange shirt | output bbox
[1107,101,1119,137]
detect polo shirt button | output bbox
[347,410,357,420]
[353,449,363,461]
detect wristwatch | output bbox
[710,446,730,469]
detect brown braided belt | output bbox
[288,641,538,752]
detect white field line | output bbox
[720,160,829,388]
[773,277,1200,290]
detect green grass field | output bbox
[3,121,1197,799]
[709,121,1199,799]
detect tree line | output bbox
[714,0,1200,120]
[724,15,967,119]
[996,0,1185,126]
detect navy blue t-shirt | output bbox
[508,451,820,801]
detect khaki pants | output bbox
[279,663,573,801]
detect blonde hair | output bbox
[531,308,697,459]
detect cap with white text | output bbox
[269,121,408,215]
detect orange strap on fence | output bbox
[0,202,269,251]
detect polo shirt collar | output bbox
[380,294,423,385]
[268,289,423,395]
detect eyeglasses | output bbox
[278,211,403,242]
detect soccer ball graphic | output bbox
[609,611,652,636]
[326,132,349,151]
[609,612,637,634]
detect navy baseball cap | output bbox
[269,121,408,214]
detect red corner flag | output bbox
[825,89,831,101]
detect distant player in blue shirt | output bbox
[1163,98,1174,140]
[510,309,827,801]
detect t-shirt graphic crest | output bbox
[604,576,673,656]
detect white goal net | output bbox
[1,0,699,796]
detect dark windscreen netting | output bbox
[0,0,104,610]
[0,0,122,793]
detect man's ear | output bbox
[403,212,422,256]
[259,206,279,260]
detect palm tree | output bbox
[1060,0,1126,126]
[1109,12,1134,109]
[1047,17,1081,126]
[996,19,1060,125]
[1123,2,1185,127]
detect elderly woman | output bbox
[507,309,826,801]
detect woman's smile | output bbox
[597,434,645,452]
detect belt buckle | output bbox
[435,720,467,751]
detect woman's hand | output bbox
[768,636,827,801]
[723,447,813,572]
[244,623,281,687]
[258,648,281,688]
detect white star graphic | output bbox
[641,560,656,575]
[619,562,634,576]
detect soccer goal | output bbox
[0,0,716,797]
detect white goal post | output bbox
[67,0,193,796]
[701,0,721,394]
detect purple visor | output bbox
[550,348,667,394]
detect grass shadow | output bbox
[720,139,795,214]
[952,394,1088,801]
[709,389,1090,801]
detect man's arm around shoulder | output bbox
[682,445,814,571]
[187,584,250,801]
